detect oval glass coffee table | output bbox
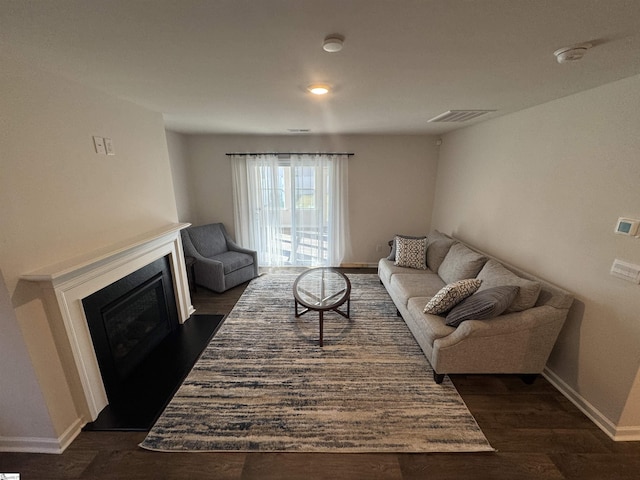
[293,268,351,347]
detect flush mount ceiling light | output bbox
[554,43,592,64]
[322,35,344,53]
[307,84,330,95]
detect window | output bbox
[295,166,316,209]
[259,166,285,209]
[232,154,350,267]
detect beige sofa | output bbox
[378,231,573,383]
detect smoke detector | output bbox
[323,35,344,53]
[554,43,592,64]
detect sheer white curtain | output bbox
[231,153,350,267]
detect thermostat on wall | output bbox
[614,217,639,236]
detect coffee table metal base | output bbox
[294,299,350,347]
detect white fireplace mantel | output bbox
[21,223,195,423]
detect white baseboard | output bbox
[0,417,83,454]
[339,262,378,268]
[543,367,640,441]
[613,426,640,441]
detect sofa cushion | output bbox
[387,234,426,261]
[408,297,455,344]
[426,231,456,272]
[476,259,541,312]
[378,258,431,285]
[389,273,446,307]
[394,236,427,269]
[423,278,482,315]
[438,243,488,284]
[445,285,520,327]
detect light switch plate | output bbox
[611,259,640,284]
[104,137,115,155]
[93,136,106,154]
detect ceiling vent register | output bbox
[428,110,496,123]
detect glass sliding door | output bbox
[232,154,349,268]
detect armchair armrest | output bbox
[227,238,257,256]
[226,237,259,273]
[193,257,225,291]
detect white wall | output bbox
[0,56,179,452]
[432,74,640,438]
[166,130,195,224]
[180,134,439,265]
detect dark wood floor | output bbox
[2,269,639,479]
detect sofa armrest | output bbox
[432,305,569,374]
[436,305,567,347]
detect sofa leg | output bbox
[520,374,537,385]
[433,372,445,384]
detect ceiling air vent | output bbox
[428,110,496,123]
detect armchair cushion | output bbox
[212,251,255,274]
[187,223,228,257]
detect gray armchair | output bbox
[181,223,258,293]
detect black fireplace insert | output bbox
[82,256,178,402]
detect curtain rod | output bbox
[226,152,354,157]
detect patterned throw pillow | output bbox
[445,285,520,327]
[394,236,427,269]
[423,279,482,315]
[387,234,426,261]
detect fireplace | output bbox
[21,223,194,424]
[82,256,179,402]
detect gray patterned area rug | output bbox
[140,273,493,453]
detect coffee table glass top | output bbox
[293,268,350,310]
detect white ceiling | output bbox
[3,0,640,135]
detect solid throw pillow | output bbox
[438,243,488,284]
[394,236,428,269]
[476,259,541,312]
[445,285,520,327]
[387,234,426,261]
[423,278,482,315]
[426,232,456,272]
